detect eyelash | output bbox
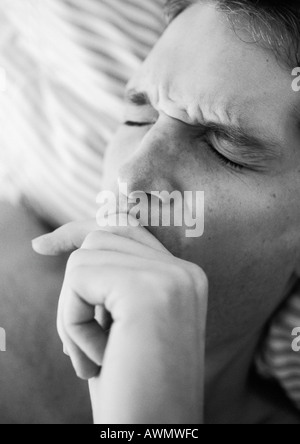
[124,121,244,171]
[205,140,243,171]
[125,121,152,127]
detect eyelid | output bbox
[207,129,243,148]
[124,121,155,127]
[191,130,245,171]
[206,135,245,171]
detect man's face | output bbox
[103,3,300,346]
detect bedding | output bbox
[0,0,165,225]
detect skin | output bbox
[0,202,92,424]
[33,3,300,423]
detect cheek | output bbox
[183,178,295,279]
[179,181,297,335]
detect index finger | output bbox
[32,219,98,256]
[32,214,170,256]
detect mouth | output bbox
[97,201,184,258]
[99,208,142,229]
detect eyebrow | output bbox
[125,89,152,106]
[198,121,279,151]
[125,88,280,151]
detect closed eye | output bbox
[124,121,153,127]
[205,139,244,171]
[125,121,245,171]
[196,132,246,172]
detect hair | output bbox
[164,0,300,68]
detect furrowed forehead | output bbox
[125,3,297,148]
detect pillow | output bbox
[0,0,165,225]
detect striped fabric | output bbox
[257,284,300,411]
[0,0,165,224]
[0,0,300,416]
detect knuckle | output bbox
[187,263,209,295]
[66,249,85,273]
[81,230,103,249]
[168,263,192,287]
[187,261,206,280]
[100,222,131,238]
[165,261,208,296]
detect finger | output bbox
[64,264,163,381]
[86,213,171,254]
[63,287,109,367]
[95,306,113,333]
[57,301,101,380]
[67,249,159,279]
[58,276,106,379]
[61,331,101,380]
[32,213,170,257]
[67,263,153,314]
[81,230,171,260]
[32,219,98,256]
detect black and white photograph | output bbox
[0,0,300,426]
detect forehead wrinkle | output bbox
[165,81,243,127]
[127,80,282,150]
[130,68,244,126]
[197,93,242,125]
[203,95,283,148]
[157,81,210,124]
[150,81,193,122]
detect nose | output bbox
[117,125,179,197]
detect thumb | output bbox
[32,219,99,256]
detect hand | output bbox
[33,216,208,424]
